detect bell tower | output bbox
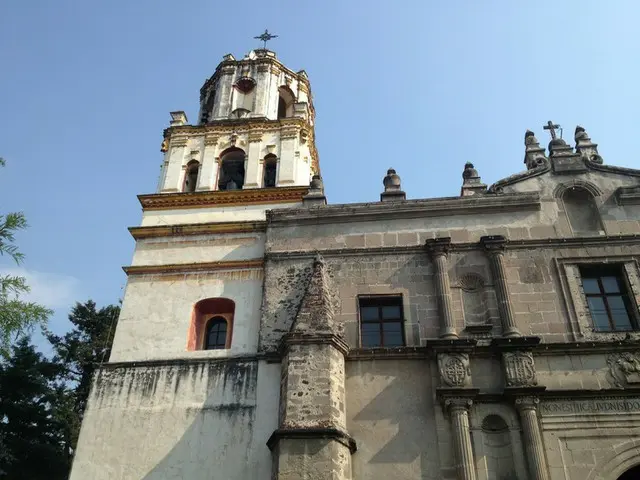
[69,48,322,480]
[157,48,318,203]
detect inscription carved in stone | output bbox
[607,352,640,388]
[541,398,640,414]
[503,351,537,387]
[438,353,471,387]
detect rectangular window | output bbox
[358,296,405,347]
[580,265,636,332]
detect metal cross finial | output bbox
[254,29,278,49]
[543,120,561,140]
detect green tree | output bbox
[48,300,120,452]
[0,338,69,479]
[0,158,52,356]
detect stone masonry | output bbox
[71,44,640,480]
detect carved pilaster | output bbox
[438,353,471,387]
[503,351,537,387]
[515,397,549,480]
[426,237,457,339]
[444,398,477,480]
[481,235,521,338]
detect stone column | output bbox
[481,235,521,337]
[277,127,298,185]
[515,397,549,480]
[244,132,263,188]
[445,398,477,480]
[197,134,218,191]
[426,237,458,339]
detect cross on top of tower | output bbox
[254,29,278,49]
[543,120,561,140]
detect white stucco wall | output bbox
[130,233,265,266]
[70,360,280,480]
[140,202,301,226]
[110,271,263,362]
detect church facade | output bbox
[71,48,640,480]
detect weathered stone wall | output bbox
[70,359,279,480]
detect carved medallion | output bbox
[607,352,640,388]
[438,353,471,387]
[503,351,537,387]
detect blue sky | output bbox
[1,1,639,344]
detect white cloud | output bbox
[0,266,81,309]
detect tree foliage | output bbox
[0,300,120,478]
[48,300,120,450]
[0,158,52,356]
[0,338,69,479]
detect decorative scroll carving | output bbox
[503,351,537,387]
[170,137,188,148]
[515,396,540,412]
[438,353,471,387]
[607,352,640,387]
[444,397,473,413]
[204,134,219,147]
[249,132,263,143]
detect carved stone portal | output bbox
[503,351,537,387]
[607,352,640,388]
[438,353,471,387]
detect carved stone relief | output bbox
[503,352,537,387]
[607,352,640,388]
[438,353,471,387]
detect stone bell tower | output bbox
[157,48,318,200]
[69,48,323,480]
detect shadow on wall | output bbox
[348,360,441,480]
[72,287,279,480]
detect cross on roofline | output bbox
[543,120,562,140]
[254,29,278,49]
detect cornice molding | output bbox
[122,259,264,276]
[138,186,308,211]
[128,221,267,240]
[266,233,640,260]
[266,192,541,226]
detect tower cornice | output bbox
[138,185,309,211]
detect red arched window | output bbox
[187,298,234,351]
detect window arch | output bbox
[562,186,603,234]
[183,160,200,193]
[187,298,234,351]
[278,86,295,119]
[218,148,245,191]
[480,415,516,479]
[263,154,278,188]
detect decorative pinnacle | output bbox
[254,29,278,49]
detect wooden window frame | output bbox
[580,265,637,332]
[203,315,232,350]
[358,295,405,348]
